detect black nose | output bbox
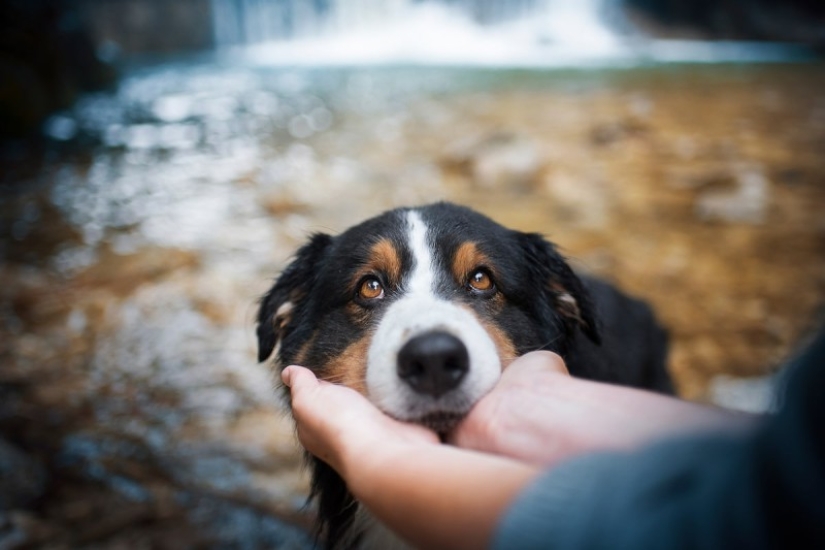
[397,331,469,398]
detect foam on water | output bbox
[219,0,812,68]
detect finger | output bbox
[503,351,568,380]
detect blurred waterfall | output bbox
[210,0,570,46]
[209,0,811,67]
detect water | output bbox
[212,0,814,67]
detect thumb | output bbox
[282,365,320,392]
[501,351,568,383]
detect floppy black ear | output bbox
[256,233,333,363]
[517,232,601,345]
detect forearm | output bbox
[533,374,754,450]
[453,364,756,467]
[344,442,539,550]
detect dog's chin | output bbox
[412,410,466,436]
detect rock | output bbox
[589,118,648,146]
[79,0,215,54]
[0,0,116,139]
[441,132,543,190]
[696,164,770,224]
[0,438,47,510]
[542,171,612,229]
[623,0,825,47]
[708,373,780,413]
[664,164,731,190]
[0,511,61,548]
[0,58,50,139]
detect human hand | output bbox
[283,366,540,550]
[450,351,751,466]
[282,365,439,475]
[448,351,585,466]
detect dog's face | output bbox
[257,203,599,432]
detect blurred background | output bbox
[1,0,824,547]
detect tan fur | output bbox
[478,318,518,369]
[455,304,517,371]
[320,335,371,395]
[452,241,493,284]
[294,331,316,367]
[365,238,402,286]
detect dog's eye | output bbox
[358,277,384,300]
[468,270,494,292]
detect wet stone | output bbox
[696,165,770,224]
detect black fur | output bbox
[257,233,333,363]
[569,276,673,393]
[256,232,365,546]
[256,202,672,548]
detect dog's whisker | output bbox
[529,333,565,353]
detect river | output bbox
[1,8,824,548]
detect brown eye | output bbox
[468,270,494,292]
[359,277,384,300]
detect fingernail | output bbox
[281,367,292,387]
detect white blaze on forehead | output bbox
[405,210,434,295]
[365,209,502,421]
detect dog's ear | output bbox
[517,232,601,345]
[256,233,333,363]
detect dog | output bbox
[256,202,672,549]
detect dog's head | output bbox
[257,202,599,432]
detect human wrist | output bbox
[342,439,422,501]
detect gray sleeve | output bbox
[493,332,825,550]
[492,434,765,550]
[492,452,627,550]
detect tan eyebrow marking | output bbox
[452,241,494,284]
[350,238,403,291]
[370,238,402,285]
